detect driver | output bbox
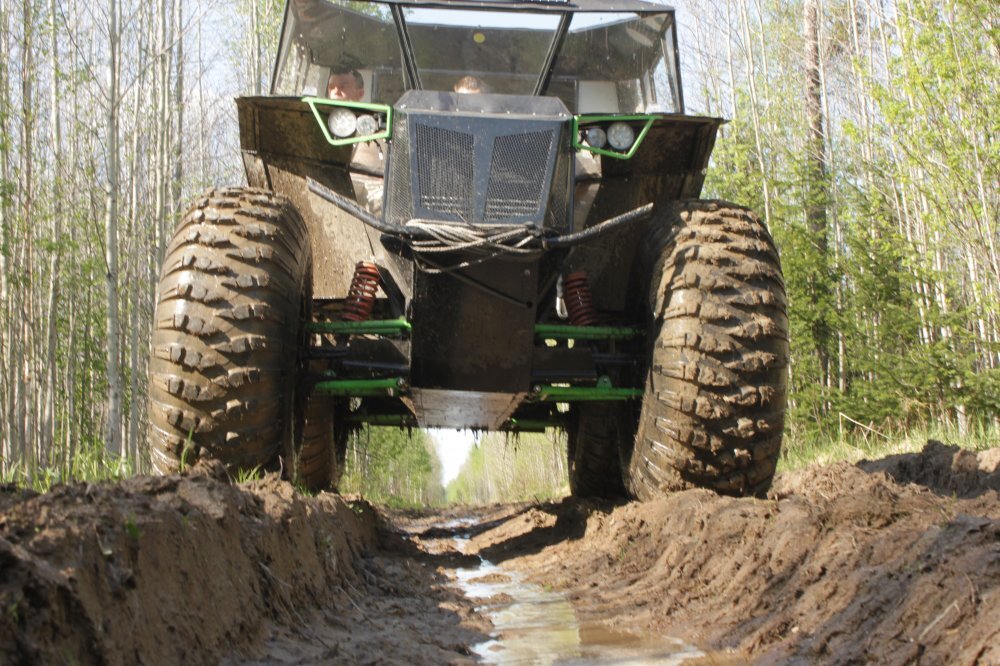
[327,68,365,101]
[454,76,489,94]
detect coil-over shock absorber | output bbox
[563,271,599,326]
[341,261,381,321]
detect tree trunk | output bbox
[803,0,831,398]
[17,0,36,473]
[172,0,184,221]
[0,0,12,473]
[42,0,63,466]
[105,0,123,457]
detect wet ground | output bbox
[446,525,713,664]
[1,440,999,665]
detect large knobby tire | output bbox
[294,392,335,491]
[566,403,630,499]
[293,393,350,491]
[626,200,789,499]
[147,187,311,476]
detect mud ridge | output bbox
[461,441,1000,664]
[0,465,486,665]
[2,441,998,664]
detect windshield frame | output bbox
[270,0,685,113]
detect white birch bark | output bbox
[104,0,123,457]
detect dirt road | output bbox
[2,441,998,665]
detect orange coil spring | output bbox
[341,262,381,321]
[563,271,599,326]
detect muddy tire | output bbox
[567,403,630,498]
[293,393,350,491]
[293,392,335,491]
[147,187,311,476]
[626,200,788,499]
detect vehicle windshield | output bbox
[272,1,405,103]
[402,7,561,96]
[272,0,682,113]
[558,12,682,113]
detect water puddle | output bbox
[451,535,712,665]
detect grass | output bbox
[777,419,999,474]
[1,440,134,493]
[233,465,263,484]
[2,419,995,499]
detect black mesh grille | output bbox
[387,119,411,225]
[485,130,554,222]
[545,142,571,231]
[414,124,474,219]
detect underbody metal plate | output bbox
[404,388,526,429]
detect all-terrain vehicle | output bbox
[147,0,788,499]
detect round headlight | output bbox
[355,114,379,137]
[584,126,607,149]
[327,108,357,138]
[607,122,636,151]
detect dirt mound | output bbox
[856,439,1000,498]
[464,442,1000,664]
[0,473,485,665]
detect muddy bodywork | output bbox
[238,96,720,302]
[239,95,719,428]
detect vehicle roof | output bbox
[331,0,674,14]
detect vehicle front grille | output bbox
[485,130,554,222]
[385,92,572,230]
[414,124,474,220]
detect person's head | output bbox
[328,69,364,101]
[454,75,488,94]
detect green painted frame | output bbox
[534,323,642,341]
[306,317,411,336]
[303,96,394,146]
[313,377,407,397]
[572,114,657,160]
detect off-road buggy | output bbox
[147,0,788,499]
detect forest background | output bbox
[0,0,996,500]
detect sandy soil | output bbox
[2,441,998,665]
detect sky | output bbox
[428,429,478,487]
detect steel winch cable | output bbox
[406,219,539,255]
[307,177,654,255]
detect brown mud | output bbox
[2,441,999,665]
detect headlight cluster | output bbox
[327,108,384,140]
[574,115,655,160]
[305,97,393,147]
[582,121,637,152]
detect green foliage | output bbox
[702,0,998,438]
[124,517,140,541]
[340,427,445,507]
[704,118,766,213]
[446,432,567,505]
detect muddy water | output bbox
[451,535,708,665]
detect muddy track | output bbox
[2,441,998,665]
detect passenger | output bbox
[453,75,489,94]
[327,68,365,101]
